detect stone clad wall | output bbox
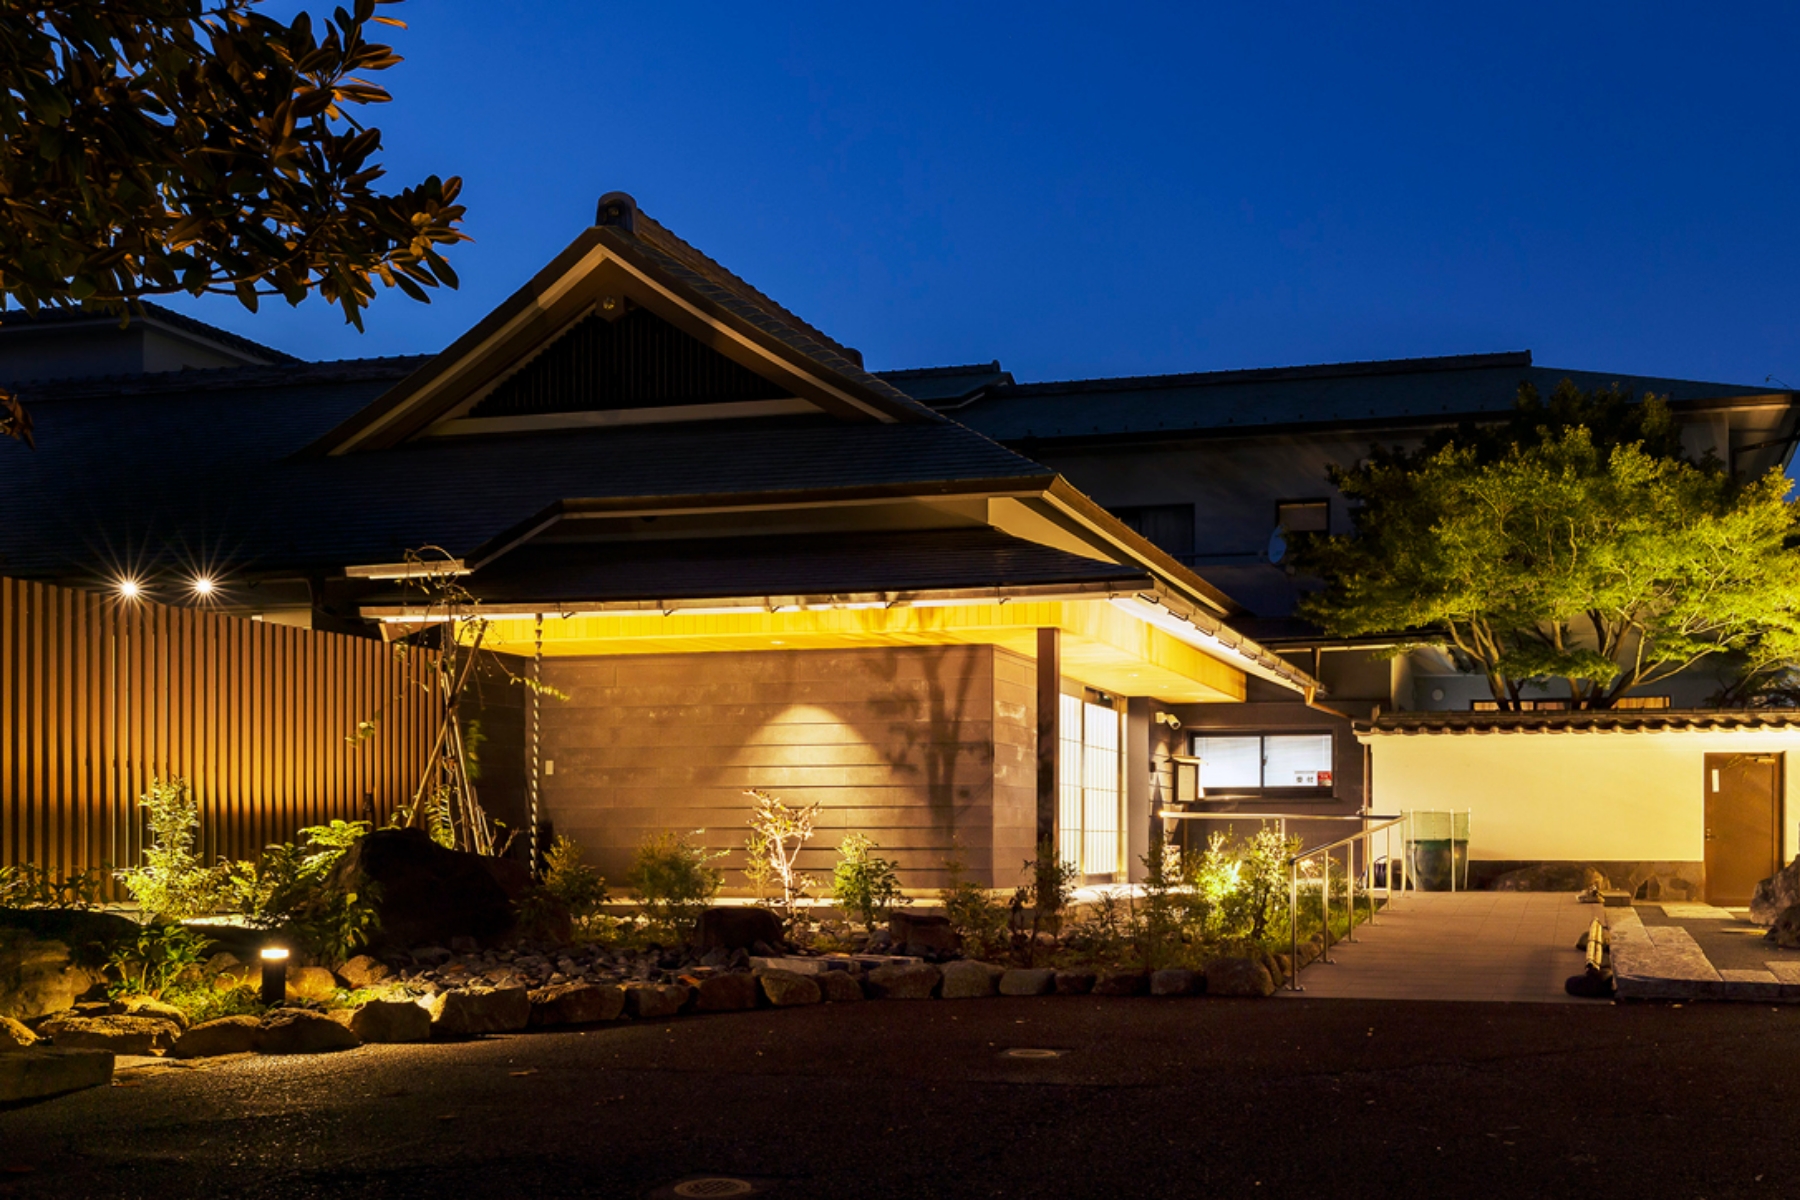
[538,645,1035,891]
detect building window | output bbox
[1191,732,1334,794]
[1276,500,1330,534]
[1471,696,1671,712]
[1110,503,1195,561]
[1060,695,1123,876]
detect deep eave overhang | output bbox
[302,226,927,457]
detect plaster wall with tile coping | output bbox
[1361,728,1800,875]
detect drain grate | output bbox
[671,1180,757,1198]
[1002,1047,1064,1059]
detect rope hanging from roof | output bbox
[530,612,544,878]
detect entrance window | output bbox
[1191,732,1334,794]
[1060,696,1123,876]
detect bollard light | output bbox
[259,945,290,1005]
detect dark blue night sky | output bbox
[161,1,1800,389]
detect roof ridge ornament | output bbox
[596,192,638,233]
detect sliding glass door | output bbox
[1059,695,1123,878]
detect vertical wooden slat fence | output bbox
[1,576,441,897]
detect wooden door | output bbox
[1704,753,1783,906]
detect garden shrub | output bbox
[627,830,725,938]
[106,922,214,1000]
[541,834,608,920]
[938,854,1008,960]
[116,778,228,920]
[226,819,377,964]
[0,863,104,910]
[831,833,904,929]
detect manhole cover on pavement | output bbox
[1002,1048,1064,1059]
[671,1180,757,1198]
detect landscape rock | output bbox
[999,968,1057,996]
[329,828,519,950]
[757,969,823,1007]
[429,985,531,1036]
[1053,970,1096,996]
[1770,903,1800,950]
[1205,956,1276,998]
[940,960,1002,999]
[258,1008,360,1054]
[693,972,759,1012]
[1150,968,1202,997]
[333,998,431,1043]
[0,928,106,1021]
[695,907,784,951]
[0,1046,112,1103]
[818,971,864,1002]
[172,1015,262,1058]
[1492,863,1610,893]
[528,983,625,1026]
[121,996,190,1029]
[1091,969,1149,997]
[337,954,392,990]
[864,962,942,1000]
[0,1014,38,1050]
[888,913,959,956]
[1752,857,1800,926]
[285,966,339,1003]
[1255,950,1288,987]
[624,983,690,1019]
[41,1013,181,1055]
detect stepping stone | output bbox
[1720,969,1783,1001]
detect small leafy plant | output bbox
[226,819,376,964]
[116,778,227,920]
[831,833,904,929]
[0,863,105,910]
[628,830,726,939]
[743,789,819,922]
[106,922,214,1000]
[542,834,609,919]
[938,854,1008,960]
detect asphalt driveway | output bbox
[3,996,1795,1199]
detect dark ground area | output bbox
[3,996,1795,1200]
[1635,904,1791,971]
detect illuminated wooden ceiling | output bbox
[471,599,1244,703]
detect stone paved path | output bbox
[1608,905,1800,1000]
[1280,890,1598,1003]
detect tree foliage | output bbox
[0,0,466,444]
[1297,381,1800,708]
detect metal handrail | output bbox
[1286,813,1410,992]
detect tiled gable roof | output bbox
[948,351,1783,442]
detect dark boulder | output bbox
[888,912,959,956]
[1769,903,1800,950]
[1751,858,1800,927]
[694,907,784,951]
[329,828,519,949]
[1492,863,1610,893]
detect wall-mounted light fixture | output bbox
[191,576,217,597]
[259,946,290,1005]
[1154,711,1183,729]
[116,578,143,600]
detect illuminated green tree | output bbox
[0,0,467,446]
[1297,383,1800,709]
